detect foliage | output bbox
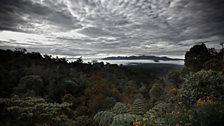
[14,75,44,97]
[62,94,75,103]
[0,96,75,126]
[111,113,141,126]
[112,102,129,114]
[144,102,170,126]
[74,115,91,126]
[195,101,224,126]
[185,43,224,72]
[131,98,145,115]
[163,103,196,126]
[94,111,114,126]
[203,58,223,71]
[185,43,211,71]
[179,70,224,106]
[94,100,144,126]
[164,99,224,126]
[1,43,224,125]
[167,71,184,88]
[148,81,165,103]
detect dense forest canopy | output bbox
[0,43,224,126]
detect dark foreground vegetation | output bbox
[0,43,224,126]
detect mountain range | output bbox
[102,55,183,62]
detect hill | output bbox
[102,55,183,62]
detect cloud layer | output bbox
[0,0,224,58]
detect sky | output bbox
[0,0,224,59]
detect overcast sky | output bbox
[0,0,224,58]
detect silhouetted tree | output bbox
[185,43,211,71]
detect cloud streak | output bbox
[0,0,224,58]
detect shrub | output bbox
[94,111,114,126]
[113,102,129,114]
[179,70,224,106]
[14,75,44,97]
[148,83,164,103]
[111,113,141,126]
[131,99,145,115]
[0,96,75,126]
[144,102,170,126]
[167,71,184,88]
[164,100,224,126]
[195,101,224,126]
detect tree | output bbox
[131,99,145,115]
[113,102,129,114]
[15,48,27,54]
[167,71,184,88]
[75,57,83,64]
[111,113,140,126]
[185,43,211,71]
[0,96,75,126]
[94,111,114,126]
[148,81,165,103]
[179,70,224,106]
[14,75,44,97]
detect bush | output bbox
[144,102,170,126]
[113,102,129,114]
[131,98,145,115]
[94,101,144,126]
[94,111,114,126]
[0,96,75,126]
[111,113,141,126]
[167,71,184,88]
[148,83,164,103]
[14,75,44,97]
[179,70,224,106]
[164,100,224,126]
[195,101,224,126]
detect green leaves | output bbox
[180,70,224,106]
[185,43,211,71]
[131,99,145,115]
[113,102,129,114]
[144,102,170,126]
[94,111,114,126]
[0,96,74,126]
[111,113,140,126]
[94,100,145,126]
[14,75,44,97]
[184,43,224,72]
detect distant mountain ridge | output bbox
[102,55,183,62]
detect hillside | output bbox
[102,55,183,62]
[0,43,224,126]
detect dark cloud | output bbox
[0,0,223,58]
[0,0,79,32]
[0,0,27,31]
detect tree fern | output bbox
[112,102,129,114]
[144,102,169,126]
[131,98,145,115]
[111,113,141,126]
[94,111,114,126]
[0,96,74,126]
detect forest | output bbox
[0,43,224,126]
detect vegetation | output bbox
[94,100,143,126]
[0,43,224,126]
[179,70,224,105]
[0,96,75,126]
